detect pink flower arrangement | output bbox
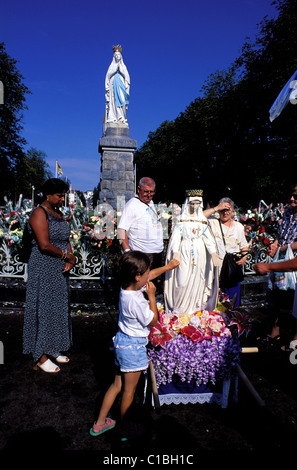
[148,301,243,388]
[149,291,253,349]
[148,306,232,348]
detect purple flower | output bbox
[148,335,241,388]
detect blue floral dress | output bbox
[23,209,72,362]
[278,206,297,256]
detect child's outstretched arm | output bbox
[146,281,159,326]
[149,258,180,281]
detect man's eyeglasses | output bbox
[290,194,297,200]
[141,190,155,195]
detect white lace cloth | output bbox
[152,377,238,409]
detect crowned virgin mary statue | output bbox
[164,189,220,315]
[105,45,130,125]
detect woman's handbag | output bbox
[267,244,297,291]
[219,222,244,289]
[220,252,244,288]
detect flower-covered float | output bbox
[147,292,252,407]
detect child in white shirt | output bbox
[90,251,179,440]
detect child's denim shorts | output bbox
[113,330,148,373]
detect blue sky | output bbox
[2,0,277,192]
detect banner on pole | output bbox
[56,161,63,178]
[269,70,297,122]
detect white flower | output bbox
[189,315,200,328]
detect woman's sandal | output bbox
[33,358,60,373]
[55,355,69,363]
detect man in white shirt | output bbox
[117,177,164,269]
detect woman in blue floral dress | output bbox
[23,178,76,373]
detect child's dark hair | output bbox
[118,251,151,289]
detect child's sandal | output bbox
[90,418,116,436]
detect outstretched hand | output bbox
[253,263,270,275]
[167,258,180,270]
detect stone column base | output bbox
[98,124,137,209]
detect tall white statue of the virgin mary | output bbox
[164,189,220,315]
[105,45,130,124]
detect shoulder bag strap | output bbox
[219,221,226,246]
[219,220,228,256]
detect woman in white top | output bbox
[208,197,249,306]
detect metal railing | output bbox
[0,242,111,282]
[0,240,269,282]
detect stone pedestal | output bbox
[98,124,137,209]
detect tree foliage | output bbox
[134,0,297,208]
[14,148,52,199]
[0,42,31,203]
[0,43,52,203]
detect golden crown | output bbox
[112,44,122,53]
[185,189,203,197]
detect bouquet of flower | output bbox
[148,331,241,388]
[239,202,284,254]
[149,308,231,347]
[67,202,118,253]
[0,199,32,251]
[148,299,243,388]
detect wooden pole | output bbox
[241,347,259,353]
[236,363,265,406]
[149,361,160,409]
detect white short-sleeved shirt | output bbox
[209,218,248,259]
[118,288,154,337]
[118,196,163,253]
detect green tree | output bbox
[76,190,86,206]
[0,42,31,203]
[135,0,297,208]
[92,182,100,207]
[14,147,52,199]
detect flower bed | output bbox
[0,197,287,281]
